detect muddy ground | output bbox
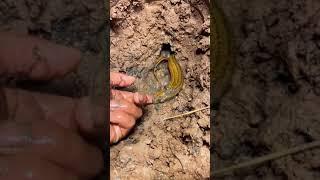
[2,0,319,179]
[214,0,320,179]
[110,0,210,179]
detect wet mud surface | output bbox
[214,0,320,179]
[110,0,210,179]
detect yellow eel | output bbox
[152,45,184,103]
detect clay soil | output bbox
[214,0,320,179]
[110,0,210,179]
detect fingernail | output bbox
[125,75,135,82]
[118,75,135,87]
[114,126,121,143]
[139,94,145,102]
[147,95,154,104]
[133,93,141,104]
[126,75,136,81]
[135,93,153,104]
[110,100,126,110]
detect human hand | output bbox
[110,72,153,144]
[0,32,105,179]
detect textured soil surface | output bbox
[110,0,210,179]
[213,0,320,179]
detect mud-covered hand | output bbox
[110,72,153,144]
[0,32,105,179]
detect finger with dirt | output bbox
[0,32,81,81]
[110,72,136,87]
[111,89,153,105]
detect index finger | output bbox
[110,72,135,87]
[0,32,81,81]
[111,89,153,105]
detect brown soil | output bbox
[214,0,320,179]
[110,0,210,179]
